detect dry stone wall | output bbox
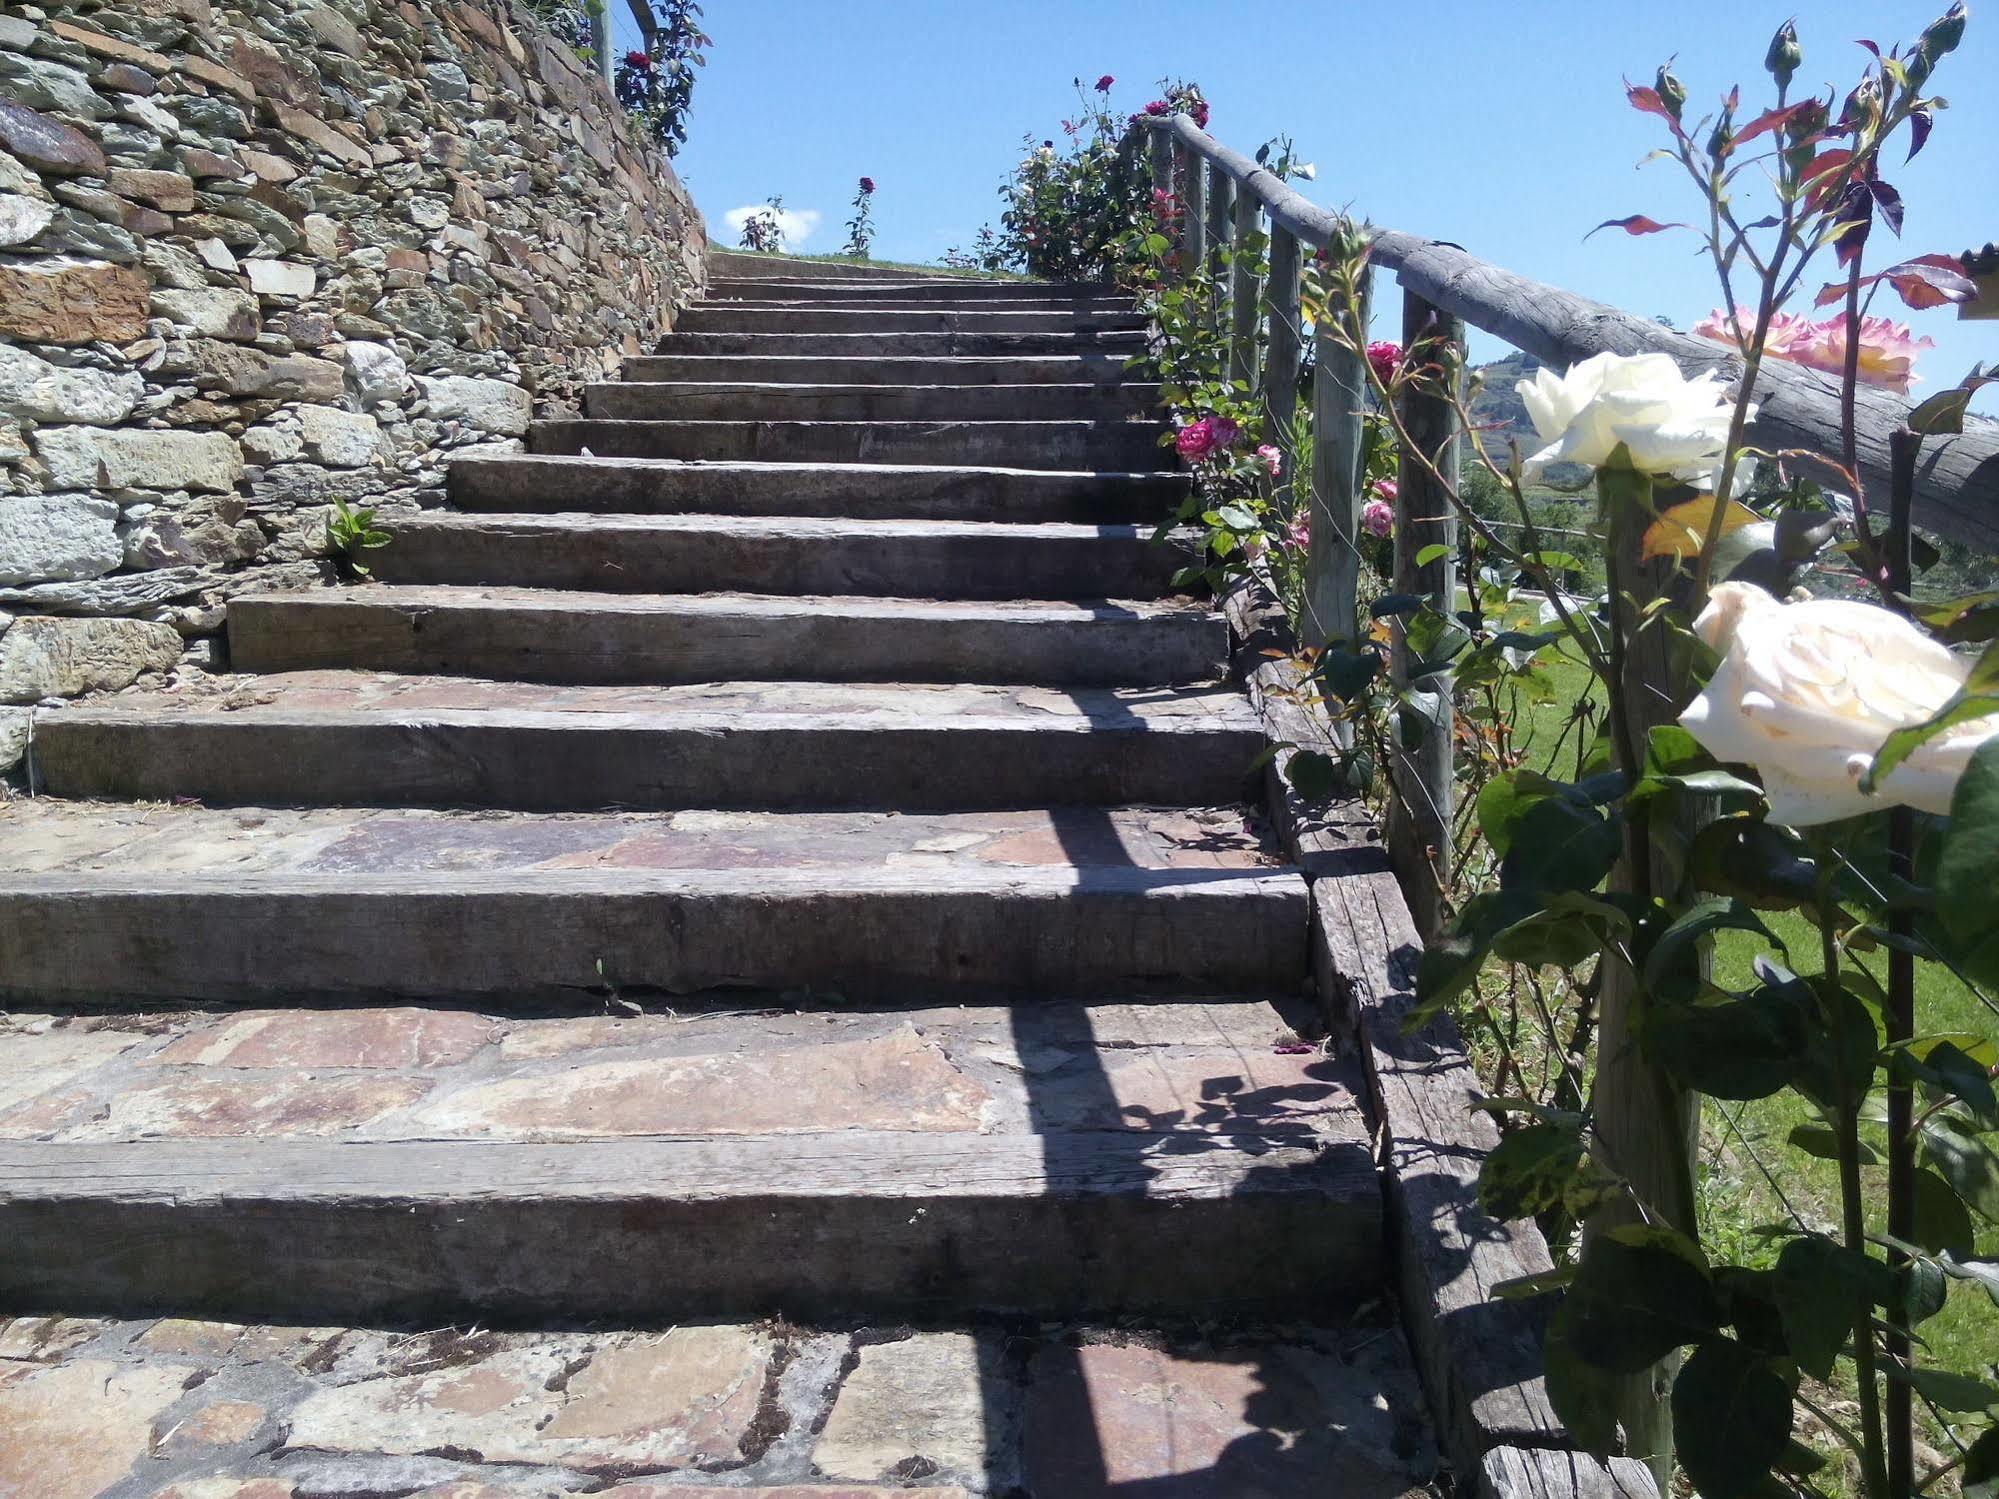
[0,0,705,743]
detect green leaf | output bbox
[1490,1266,1576,1300]
[1963,1426,1999,1499]
[1640,898,1776,1000]
[1937,737,1999,986]
[1284,749,1340,802]
[1922,1114,1999,1222]
[1895,1365,1999,1413]
[1498,796,1621,898]
[1795,976,1884,1113]
[1542,1304,1621,1456]
[1478,1121,1586,1220]
[1772,1234,1894,1378]
[1411,889,1539,1021]
[1895,1038,1999,1128]
[1642,976,1813,1100]
[1671,1337,1795,1499]
[1414,542,1451,567]
[1563,1224,1722,1374]
[1787,1124,1880,1163]
[1910,1165,1977,1257]
[1687,817,1819,910]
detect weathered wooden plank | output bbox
[1481,1447,1657,1499]
[1388,290,1462,937]
[1314,868,1571,1471]
[1221,575,1573,1473]
[0,1130,1382,1323]
[1230,185,1262,389]
[1139,114,1998,544]
[1176,139,1206,273]
[1264,225,1303,454]
[1303,265,1370,649]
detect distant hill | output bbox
[1466,351,1589,489]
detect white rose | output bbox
[1517,351,1747,486]
[1678,581,1999,826]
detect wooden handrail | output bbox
[1140,113,1999,546]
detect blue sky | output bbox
[653,0,1995,403]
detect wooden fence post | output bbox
[1176,143,1205,280]
[1301,263,1370,652]
[1205,162,1232,338]
[1146,128,1175,275]
[1388,291,1461,937]
[1229,188,1261,390]
[1263,228,1302,472]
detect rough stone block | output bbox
[0,492,122,584]
[0,258,150,344]
[150,286,261,342]
[0,192,55,248]
[0,616,182,702]
[417,374,530,435]
[35,427,244,494]
[245,259,316,298]
[0,344,143,426]
[105,168,196,212]
[341,341,408,407]
[297,405,380,468]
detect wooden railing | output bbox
[1138,111,1999,931]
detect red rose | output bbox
[1144,100,1170,116]
[1190,100,1209,128]
[1095,74,1115,92]
[859,177,875,194]
[623,50,648,67]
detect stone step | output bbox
[447,455,1189,523]
[0,1000,1380,1323]
[0,801,1308,1003]
[531,418,1172,470]
[676,306,1148,335]
[707,247,1006,281]
[662,329,1148,356]
[701,296,1134,317]
[228,586,1224,686]
[582,380,1160,422]
[0,1311,1436,1493]
[711,279,1127,305]
[33,673,1264,811]
[622,352,1134,386]
[706,275,1118,301]
[368,513,1186,599]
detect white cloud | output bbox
[722,204,821,250]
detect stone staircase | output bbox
[0,257,1439,1493]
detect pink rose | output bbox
[1283,510,1310,549]
[1175,417,1219,462]
[1365,341,1403,386]
[1256,444,1282,477]
[1360,498,1395,538]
